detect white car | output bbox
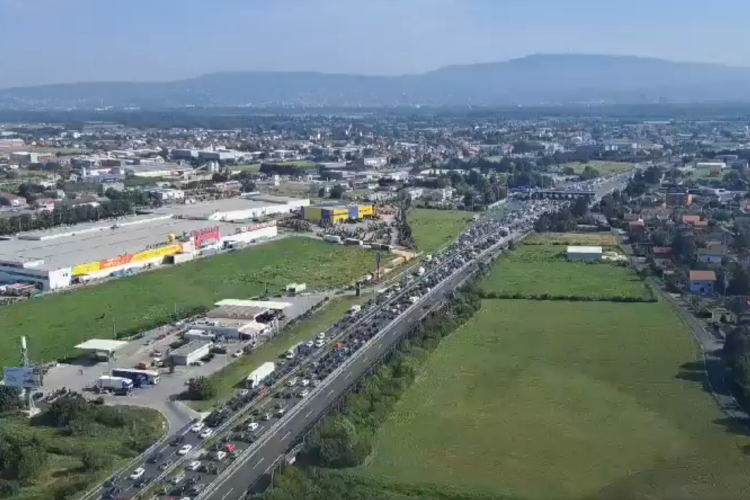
[130,467,145,480]
[232,350,243,358]
[299,379,310,387]
[305,340,314,349]
[316,332,326,340]
[286,377,298,387]
[314,339,325,348]
[298,389,310,398]
[214,450,227,461]
[247,422,259,432]
[177,444,193,456]
[190,422,205,432]
[187,460,201,471]
[199,428,213,439]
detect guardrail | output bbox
[133,257,458,499]
[195,233,520,499]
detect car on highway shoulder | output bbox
[177,444,193,456]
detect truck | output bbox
[96,376,134,395]
[246,362,275,389]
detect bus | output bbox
[111,368,160,386]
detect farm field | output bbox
[189,294,366,411]
[480,245,650,299]
[565,161,635,175]
[2,406,163,500]
[407,209,474,252]
[365,299,750,500]
[524,231,617,246]
[0,238,374,369]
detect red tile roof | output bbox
[653,247,672,255]
[690,270,717,282]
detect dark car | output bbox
[147,452,161,463]
[134,476,152,488]
[170,434,185,446]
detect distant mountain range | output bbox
[3,54,750,110]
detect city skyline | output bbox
[2,0,750,88]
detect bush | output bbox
[0,480,20,499]
[80,449,113,472]
[183,377,217,401]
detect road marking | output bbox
[327,389,335,397]
[220,488,235,500]
[376,342,382,348]
[345,372,351,379]
[363,354,369,361]
[253,457,265,469]
[281,431,291,441]
[305,409,313,418]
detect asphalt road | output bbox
[202,252,481,500]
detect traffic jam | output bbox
[99,199,554,500]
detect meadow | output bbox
[406,209,475,252]
[523,232,618,246]
[565,161,635,175]
[0,237,374,369]
[365,299,750,500]
[480,245,651,300]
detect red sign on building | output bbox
[191,226,221,248]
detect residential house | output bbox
[689,270,717,296]
[666,191,692,207]
[628,219,645,236]
[697,245,727,264]
[652,247,672,258]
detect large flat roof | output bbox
[155,198,279,220]
[214,299,292,310]
[567,246,603,254]
[0,216,239,271]
[75,339,128,352]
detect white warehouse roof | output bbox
[214,299,292,310]
[75,339,129,352]
[566,246,603,254]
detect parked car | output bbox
[191,422,205,432]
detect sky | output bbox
[2,0,750,89]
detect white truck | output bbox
[96,376,133,395]
[246,362,275,389]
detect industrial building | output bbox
[171,340,214,366]
[566,246,603,262]
[185,299,289,340]
[302,203,374,224]
[0,195,305,290]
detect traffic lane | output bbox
[206,269,468,499]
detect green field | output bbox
[480,245,650,300]
[189,294,366,411]
[524,232,618,246]
[566,161,635,175]
[365,299,750,499]
[0,238,374,369]
[2,406,164,500]
[232,163,261,173]
[407,209,474,252]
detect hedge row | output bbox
[479,290,657,303]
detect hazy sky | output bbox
[2,0,749,89]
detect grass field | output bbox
[0,238,374,369]
[189,294,366,411]
[524,232,618,246]
[565,161,635,175]
[2,406,164,500]
[407,209,474,252]
[480,245,650,299]
[365,299,750,500]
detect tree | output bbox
[184,377,217,401]
[317,187,327,198]
[81,449,113,471]
[0,386,21,413]
[728,265,750,296]
[571,197,589,218]
[330,185,346,199]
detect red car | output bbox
[223,443,237,453]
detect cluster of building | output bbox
[0,195,309,290]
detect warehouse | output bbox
[303,203,374,224]
[170,341,213,366]
[162,195,309,222]
[566,246,603,262]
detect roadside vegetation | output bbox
[563,161,634,175]
[0,238,375,369]
[0,393,164,500]
[523,232,617,246]
[187,295,367,411]
[406,209,474,253]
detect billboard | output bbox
[100,254,133,270]
[191,226,221,248]
[3,366,43,388]
[72,261,101,276]
[131,244,181,264]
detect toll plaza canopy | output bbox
[75,339,129,357]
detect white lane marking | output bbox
[281,431,291,441]
[345,372,351,379]
[305,409,313,418]
[376,342,382,348]
[253,457,265,469]
[327,389,335,397]
[363,354,369,361]
[220,488,235,500]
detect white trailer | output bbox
[246,362,275,389]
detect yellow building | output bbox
[303,204,375,224]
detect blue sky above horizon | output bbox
[1,0,749,88]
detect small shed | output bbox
[566,246,603,262]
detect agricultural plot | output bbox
[407,209,474,252]
[524,232,617,246]
[365,300,750,500]
[480,245,650,300]
[0,238,374,369]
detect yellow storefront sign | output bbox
[131,245,181,264]
[72,261,101,276]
